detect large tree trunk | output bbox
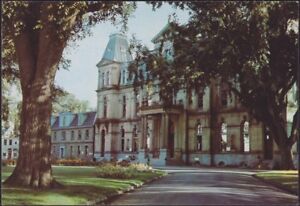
[4,81,60,188]
[267,111,297,170]
[279,145,295,170]
[3,14,67,187]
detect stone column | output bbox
[160,113,169,149]
[141,116,146,150]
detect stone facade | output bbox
[1,121,19,160]
[94,25,298,167]
[1,137,19,160]
[51,111,96,160]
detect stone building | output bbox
[1,137,19,160]
[51,111,96,160]
[94,24,298,167]
[1,121,19,160]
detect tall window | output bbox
[135,94,139,116]
[133,125,137,137]
[85,129,89,140]
[9,139,12,145]
[196,121,203,151]
[102,72,105,87]
[85,145,88,156]
[106,71,109,85]
[126,139,130,151]
[221,89,228,107]
[101,129,105,157]
[77,145,81,156]
[121,127,125,152]
[221,122,229,151]
[198,93,203,109]
[4,140,7,145]
[122,70,126,84]
[133,139,138,152]
[60,147,64,159]
[243,121,250,152]
[54,132,57,141]
[71,130,74,140]
[78,130,82,140]
[70,146,73,157]
[103,96,107,118]
[62,131,66,141]
[122,96,126,118]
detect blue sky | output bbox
[54,2,189,109]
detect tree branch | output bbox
[14,31,36,92]
[85,2,121,13]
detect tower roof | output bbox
[97,33,132,67]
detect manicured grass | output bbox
[255,170,298,194]
[1,165,166,205]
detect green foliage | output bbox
[1,1,136,83]
[1,79,21,137]
[96,163,154,179]
[130,1,298,138]
[52,89,92,115]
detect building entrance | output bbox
[101,129,105,157]
[264,127,273,160]
[168,120,175,158]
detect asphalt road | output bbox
[105,166,298,205]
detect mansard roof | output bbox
[97,33,132,68]
[51,111,96,130]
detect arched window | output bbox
[196,121,203,151]
[243,121,250,152]
[132,125,138,152]
[103,96,107,118]
[221,121,228,151]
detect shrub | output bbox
[52,159,96,166]
[96,163,152,179]
[2,159,16,166]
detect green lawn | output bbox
[1,165,166,205]
[255,170,298,194]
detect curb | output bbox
[252,174,298,196]
[86,174,166,205]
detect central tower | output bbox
[94,33,136,160]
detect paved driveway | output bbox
[105,166,298,205]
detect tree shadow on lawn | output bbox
[2,184,118,205]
